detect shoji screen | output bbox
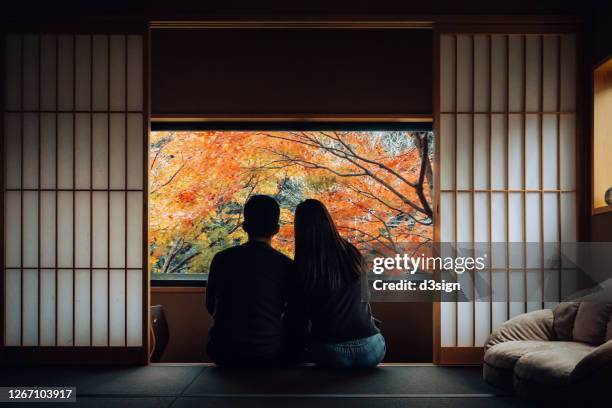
[3,33,146,358]
[436,32,577,361]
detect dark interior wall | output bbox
[151,289,432,363]
[587,0,612,242]
[151,29,432,116]
[3,0,583,20]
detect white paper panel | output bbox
[5,113,21,189]
[92,35,108,111]
[473,35,490,112]
[525,114,540,189]
[490,114,506,189]
[475,292,491,346]
[57,191,73,268]
[560,35,576,112]
[526,269,543,311]
[456,114,472,190]
[57,35,74,111]
[109,114,126,189]
[543,193,559,242]
[508,193,524,269]
[92,113,108,189]
[473,114,489,189]
[75,114,91,189]
[23,35,39,111]
[5,35,22,110]
[492,300,508,332]
[40,269,56,346]
[127,114,143,189]
[92,269,108,346]
[542,36,559,112]
[127,35,143,111]
[23,114,39,189]
[57,113,74,189]
[560,114,576,190]
[110,35,126,111]
[561,193,577,242]
[474,193,489,242]
[92,192,108,268]
[74,269,91,346]
[126,269,143,346]
[525,36,542,112]
[440,35,456,112]
[40,192,56,268]
[22,191,38,268]
[490,193,507,269]
[509,270,525,316]
[109,192,126,268]
[127,192,143,268]
[57,269,73,346]
[542,114,558,189]
[441,302,456,347]
[5,270,22,345]
[6,192,21,267]
[457,301,474,347]
[525,193,541,269]
[75,35,91,111]
[4,33,145,352]
[440,114,455,190]
[40,35,57,111]
[508,36,524,112]
[75,192,91,268]
[22,269,39,345]
[440,192,455,242]
[456,35,473,112]
[490,35,507,112]
[456,193,473,242]
[40,113,56,189]
[109,269,126,346]
[508,114,523,189]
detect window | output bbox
[149,124,433,285]
[594,57,612,214]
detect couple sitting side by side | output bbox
[205,195,386,369]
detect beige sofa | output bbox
[483,301,612,401]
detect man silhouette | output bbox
[205,195,293,367]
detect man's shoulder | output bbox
[212,243,293,266]
[269,247,293,265]
[212,245,243,260]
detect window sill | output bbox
[151,273,208,287]
[593,205,612,216]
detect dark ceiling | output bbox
[2,0,594,21]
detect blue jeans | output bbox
[310,333,386,368]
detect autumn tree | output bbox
[149,130,434,275]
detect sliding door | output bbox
[434,27,579,363]
[2,32,148,363]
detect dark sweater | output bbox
[206,241,293,361]
[284,273,379,346]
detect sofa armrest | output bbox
[484,309,554,351]
[570,339,612,382]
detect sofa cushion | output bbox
[608,313,612,342]
[552,302,579,340]
[513,344,595,386]
[484,340,578,370]
[572,302,612,346]
[484,309,554,350]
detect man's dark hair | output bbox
[242,195,280,238]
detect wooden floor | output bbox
[0,365,540,407]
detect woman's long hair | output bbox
[294,199,363,293]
